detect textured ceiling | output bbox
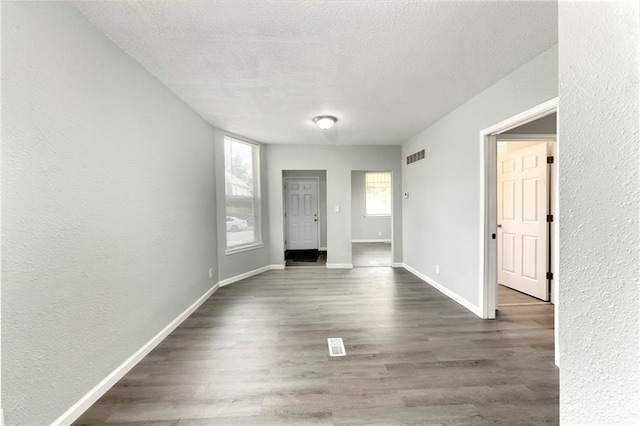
[73,1,557,145]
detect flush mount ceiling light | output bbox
[313,115,337,130]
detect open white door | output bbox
[285,179,319,250]
[497,143,549,300]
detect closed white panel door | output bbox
[286,179,318,250]
[497,143,549,300]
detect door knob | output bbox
[497,224,502,228]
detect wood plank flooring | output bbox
[75,267,558,425]
[352,242,391,267]
[498,284,551,306]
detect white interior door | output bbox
[498,143,549,300]
[286,179,319,250]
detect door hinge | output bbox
[547,214,554,222]
[546,272,553,280]
[547,156,554,164]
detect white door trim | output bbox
[283,176,321,250]
[496,133,557,141]
[478,97,559,366]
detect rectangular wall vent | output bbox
[406,149,426,165]
[327,337,346,357]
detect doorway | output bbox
[351,170,392,267]
[479,98,559,364]
[496,138,555,305]
[283,170,327,267]
[496,138,555,302]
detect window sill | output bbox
[365,214,392,218]
[225,242,264,256]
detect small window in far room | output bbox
[365,172,391,216]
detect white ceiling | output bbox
[73,1,557,145]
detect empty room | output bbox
[1,1,638,425]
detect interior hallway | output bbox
[75,268,558,425]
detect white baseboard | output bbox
[1,408,4,426]
[53,283,220,426]
[218,265,272,287]
[326,263,353,269]
[351,239,391,243]
[391,262,404,268]
[319,247,327,251]
[402,263,482,317]
[270,264,285,270]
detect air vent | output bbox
[406,149,426,165]
[327,338,346,357]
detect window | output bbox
[224,136,261,252]
[365,172,391,216]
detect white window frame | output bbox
[365,171,392,217]
[224,136,263,254]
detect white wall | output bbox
[558,2,639,424]
[266,145,402,267]
[1,3,218,424]
[402,45,557,311]
[504,112,556,134]
[351,171,392,241]
[0,2,3,421]
[214,130,271,280]
[283,170,327,249]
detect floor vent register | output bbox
[327,337,346,357]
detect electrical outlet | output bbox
[209,268,213,279]
[436,265,440,274]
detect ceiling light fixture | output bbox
[313,115,337,130]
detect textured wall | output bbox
[351,171,392,241]
[402,46,558,309]
[1,3,217,424]
[266,145,402,266]
[558,2,639,423]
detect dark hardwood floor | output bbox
[75,267,558,425]
[498,284,552,306]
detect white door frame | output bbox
[283,176,321,250]
[478,97,559,365]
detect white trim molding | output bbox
[218,265,272,287]
[53,283,220,425]
[270,264,285,270]
[326,263,353,269]
[351,239,391,243]
[391,262,404,268]
[319,247,327,251]
[403,263,482,317]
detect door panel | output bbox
[286,179,319,250]
[497,143,549,300]
[502,233,516,273]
